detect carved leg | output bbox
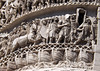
[49,37,52,43]
[56,36,62,43]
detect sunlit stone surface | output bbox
[0,0,100,71]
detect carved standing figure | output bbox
[91,20,97,44]
[57,18,71,43]
[70,14,78,43]
[74,18,92,45]
[46,18,57,43]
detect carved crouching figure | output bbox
[12,24,37,52]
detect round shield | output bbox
[40,25,48,38]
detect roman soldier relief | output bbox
[0,0,99,71]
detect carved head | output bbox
[85,18,91,25]
[59,20,63,25]
[35,19,40,25]
[54,17,59,23]
[70,14,76,21]
[42,20,47,25]
[47,19,51,23]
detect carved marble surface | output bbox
[0,0,99,28]
[0,0,98,70]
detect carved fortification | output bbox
[0,0,100,71]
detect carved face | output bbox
[85,18,91,25]
[54,17,59,23]
[42,20,47,25]
[71,15,76,20]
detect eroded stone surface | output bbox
[0,0,99,71]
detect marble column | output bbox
[94,7,100,71]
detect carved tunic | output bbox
[47,23,57,38]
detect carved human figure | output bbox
[91,20,97,44]
[39,20,48,44]
[1,11,6,25]
[56,0,62,3]
[74,18,92,45]
[19,23,27,36]
[21,0,26,14]
[70,14,78,43]
[57,18,71,43]
[41,0,48,6]
[46,18,57,43]
[48,0,52,4]
[33,0,42,8]
[27,0,32,11]
[0,49,5,58]
[16,0,22,15]
[5,5,14,24]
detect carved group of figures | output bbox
[0,14,97,58]
[0,0,97,25]
[10,14,97,51]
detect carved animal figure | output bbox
[12,24,36,51]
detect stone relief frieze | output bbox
[0,9,97,70]
[0,0,99,28]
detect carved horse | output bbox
[12,24,36,52]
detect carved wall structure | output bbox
[0,0,99,71]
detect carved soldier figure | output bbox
[21,0,26,14]
[0,49,5,58]
[74,18,92,45]
[91,20,97,44]
[5,5,14,24]
[32,0,42,8]
[57,18,71,43]
[70,14,78,43]
[1,11,6,25]
[27,0,32,11]
[41,0,48,6]
[56,0,62,3]
[48,0,52,5]
[16,0,22,15]
[46,18,57,43]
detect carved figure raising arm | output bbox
[57,19,71,43]
[74,18,92,45]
